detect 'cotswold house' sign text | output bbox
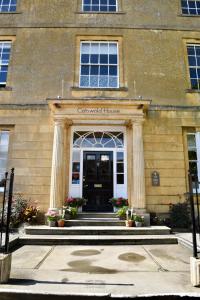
[77,108,120,114]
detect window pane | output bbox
[0,131,9,177]
[117,163,124,173]
[182,1,200,15]
[117,174,124,184]
[117,152,124,162]
[0,0,17,12]
[72,162,80,172]
[72,173,80,184]
[187,134,196,148]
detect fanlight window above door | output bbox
[73,131,124,148]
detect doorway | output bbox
[83,151,113,212]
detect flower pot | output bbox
[125,220,133,227]
[113,207,119,213]
[135,221,142,227]
[57,219,65,227]
[78,207,82,213]
[48,220,56,227]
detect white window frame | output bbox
[82,0,118,12]
[181,0,200,15]
[187,44,200,90]
[79,41,119,89]
[187,132,200,193]
[0,130,10,192]
[0,0,17,12]
[0,41,11,87]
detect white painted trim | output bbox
[196,132,200,192]
[69,126,127,201]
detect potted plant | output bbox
[109,197,128,212]
[116,206,128,220]
[45,209,59,227]
[64,197,87,209]
[23,205,39,225]
[63,206,78,219]
[125,208,135,227]
[57,210,65,227]
[133,214,144,227]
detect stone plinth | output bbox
[190,256,200,286]
[0,253,12,284]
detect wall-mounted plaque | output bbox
[151,171,160,186]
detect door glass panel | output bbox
[117,174,124,184]
[117,163,124,173]
[87,155,96,160]
[72,173,80,184]
[117,152,124,162]
[72,162,80,172]
[101,155,109,161]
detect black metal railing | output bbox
[188,170,200,258]
[0,168,15,254]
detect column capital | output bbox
[53,118,72,128]
[130,118,145,126]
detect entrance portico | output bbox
[47,98,151,212]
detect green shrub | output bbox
[169,202,191,229]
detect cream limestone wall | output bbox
[144,109,200,213]
[0,107,53,211]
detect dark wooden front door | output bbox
[83,151,113,212]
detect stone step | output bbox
[77,212,117,219]
[66,219,125,226]
[25,225,171,236]
[19,234,178,246]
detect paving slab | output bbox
[12,246,52,269]
[144,244,191,272]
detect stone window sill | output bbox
[0,87,12,91]
[178,14,200,17]
[71,86,128,92]
[75,11,126,15]
[0,12,22,14]
[186,89,200,93]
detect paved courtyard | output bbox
[0,244,200,297]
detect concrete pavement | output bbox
[0,244,199,297]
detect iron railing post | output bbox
[5,168,14,254]
[0,172,8,249]
[188,170,198,258]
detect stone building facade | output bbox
[0,0,200,215]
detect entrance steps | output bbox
[21,213,178,246]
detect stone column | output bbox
[131,118,146,211]
[49,119,65,209]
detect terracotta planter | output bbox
[57,219,65,227]
[125,220,133,227]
